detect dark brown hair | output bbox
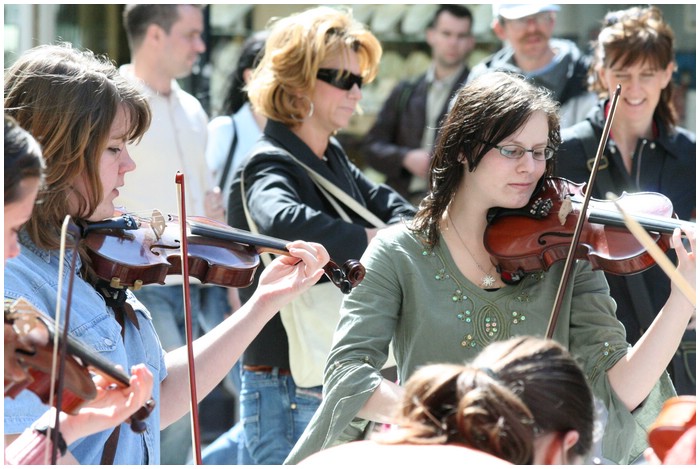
[412,71,561,248]
[4,114,44,205]
[377,336,594,464]
[122,4,203,51]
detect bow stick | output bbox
[175,172,203,465]
[48,216,82,464]
[546,84,621,339]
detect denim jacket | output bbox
[4,230,167,464]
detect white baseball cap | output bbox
[493,4,560,20]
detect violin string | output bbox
[447,211,497,289]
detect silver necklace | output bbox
[447,212,497,288]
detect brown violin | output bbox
[4,298,155,433]
[648,395,696,462]
[81,210,365,294]
[484,177,695,283]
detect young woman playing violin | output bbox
[556,6,696,395]
[4,114,154,464]
[286,71,696,465]
[4,43,331,465]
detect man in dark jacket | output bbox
[362,5,474,204]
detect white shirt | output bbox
[116,64,212,218]
[205,102,263,205]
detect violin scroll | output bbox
[323,260,366,294]
[484,177,690,280]
[127,398,155,433]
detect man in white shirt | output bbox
[117,5,230,464]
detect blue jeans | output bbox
[239,368,322,464]
[134,284,233,465]
[201,420,248,465]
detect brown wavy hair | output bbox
[4,43,151,251]
[247,6,382,126]
[376,336,594,464]
[591,6,677,130]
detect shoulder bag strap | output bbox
[240,160,275,268]
[218,116,238,189]
[279,151,386,228]
[572,121,657,329]
[239,148,387,264]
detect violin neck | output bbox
[589,209,694,236]
[188,220,290,256]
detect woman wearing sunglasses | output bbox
[227,6,416,465]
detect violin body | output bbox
[485,178,678,280]
[4,340,97,411]
[4,298,154,432]
[648,396,696,461]
[84,212,261,290]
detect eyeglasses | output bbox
[316,68,363,91]
[478,140,555,161]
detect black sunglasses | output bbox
[316,68,363,91]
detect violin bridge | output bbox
[558,196,573,226]
[150,210,166,240]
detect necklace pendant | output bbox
[481,274,496,289]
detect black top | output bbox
[227,120,416,368]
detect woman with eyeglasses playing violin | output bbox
[226,6,416,465]
[3,115,154,465]
[4,43,331,465]
[286,71,695,465]
[556,6,696,396]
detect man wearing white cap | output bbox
[468,4,596,128]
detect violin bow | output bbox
[607,193,696,306]
[48,215,83,464]
[175,172,203,465]
[545,85,622,339]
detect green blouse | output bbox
[286,224,675,465]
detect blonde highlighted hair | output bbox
[247,6,382,125]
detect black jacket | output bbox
[227,120,416,368]
[362,67,470,200]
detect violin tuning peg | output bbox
[110,277,122,289]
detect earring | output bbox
[290,95,314,122]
